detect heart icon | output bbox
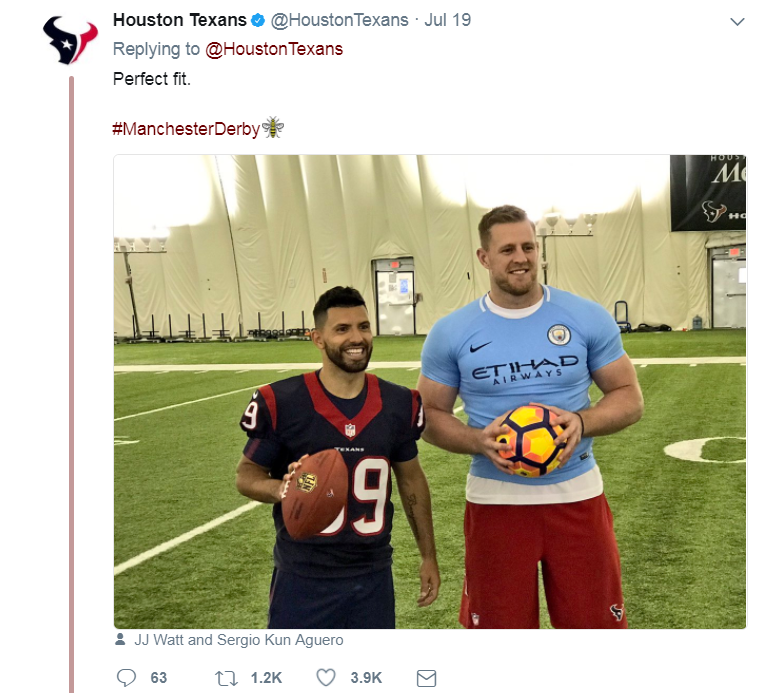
[316,669,336,686]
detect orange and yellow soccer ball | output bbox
[496,405,566,478]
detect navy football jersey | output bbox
[240,371,425,578]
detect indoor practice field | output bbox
[114,330,746,629]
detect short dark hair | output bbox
[313,286,367,327]
[478,205,536,249]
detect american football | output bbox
[281,449,348,539]
[496,405,566,478]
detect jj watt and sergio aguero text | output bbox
[134,633,344,649]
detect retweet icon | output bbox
[43,16,98,65]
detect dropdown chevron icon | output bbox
[730,18,745,26]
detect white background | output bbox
[4,2,763,692]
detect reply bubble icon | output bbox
[117,670,136,687]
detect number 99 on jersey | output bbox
[351,672,382,684]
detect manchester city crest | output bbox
[547,324,571,345]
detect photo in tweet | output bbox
[113,154,745,630]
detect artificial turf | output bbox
[114,330,745,629]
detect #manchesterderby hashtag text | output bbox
[112,122,262,139]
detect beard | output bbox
[324,341,373,373]
[493,264,539,297]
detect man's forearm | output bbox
[422,407,482,455]
[236,459,283,504]
[581,385,644,438]
[395,471,437,561]
[238,479,282,504]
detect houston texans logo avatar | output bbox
[44,17,98,64]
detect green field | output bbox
[114,330,746,629]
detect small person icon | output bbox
[115,633,126,645]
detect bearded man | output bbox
[236,286,439,628]
[418,205,643,629]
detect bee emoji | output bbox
[262,116,284,139]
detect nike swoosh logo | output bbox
[470,342,492,353]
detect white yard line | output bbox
[115,359,745,422]
[114,362,419,371]
[114,356,745,373]
[630,357,744,365]
[114,384,263,422]
[116,363,324,372]
[114,501,261,576]
[115,357,746,422]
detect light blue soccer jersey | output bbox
[420,286,625,485]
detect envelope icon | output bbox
[417,670,436,687]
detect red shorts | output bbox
[460,494,627,629]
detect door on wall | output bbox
[373,258,416,336]
[711,246,746,328]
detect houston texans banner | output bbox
[670,155,746,232]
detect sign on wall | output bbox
[670,155,746,231]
